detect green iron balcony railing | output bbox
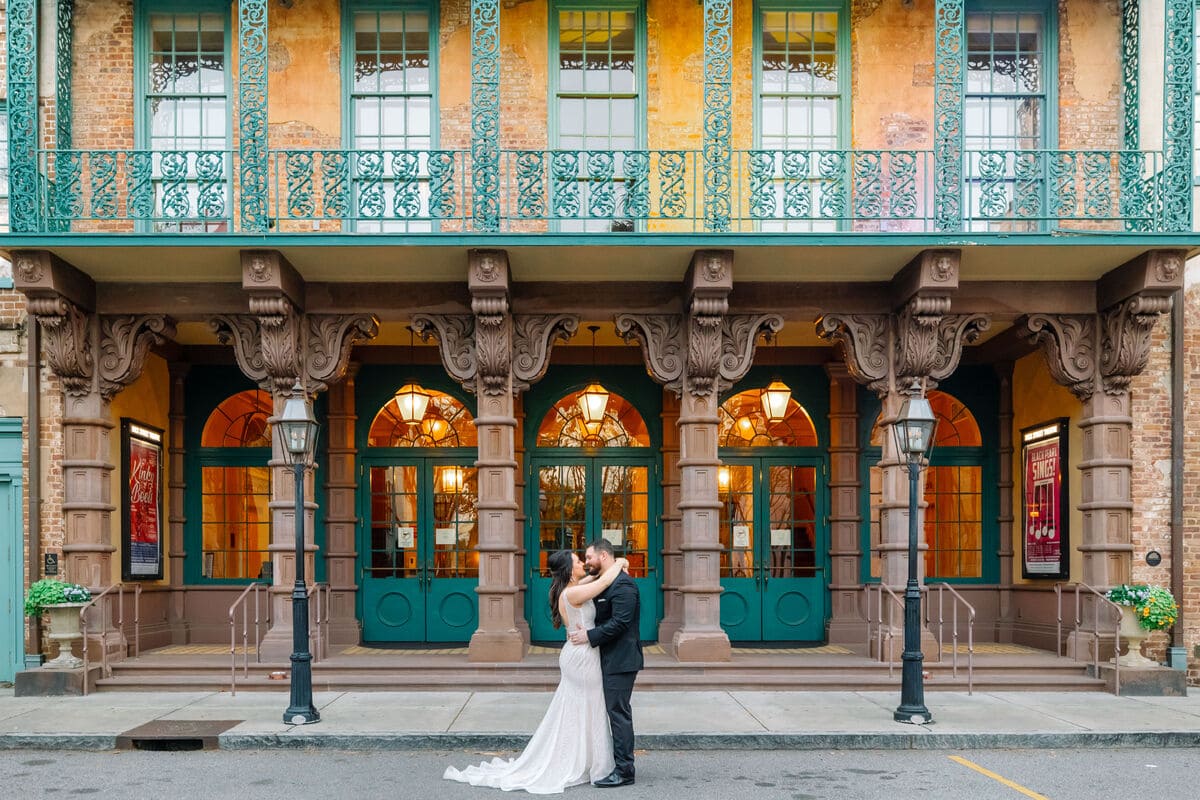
[33,147,1165,234]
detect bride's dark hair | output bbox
[547,550,575,629]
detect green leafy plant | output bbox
[1105,584,1178,632]
[23,578,91,617]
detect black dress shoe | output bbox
[592,770,635,787]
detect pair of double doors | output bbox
[528,457,659,642]
[359,457,479,643]
[719,457,827,641]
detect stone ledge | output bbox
[1088,663,1188,696]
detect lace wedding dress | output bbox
[443,599,615,794]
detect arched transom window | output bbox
[718,389,818,447]
[368,389,477,447]
[202,389,272,447]
[537,388,650,447]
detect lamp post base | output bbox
[284,707,321,725]
[893,705,932,725]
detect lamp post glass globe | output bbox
[891,391,936,725]
[279,383,320,725]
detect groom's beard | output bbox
[585,564,600,576]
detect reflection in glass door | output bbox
[719,459,825,641]
[361,461,479,642]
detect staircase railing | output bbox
[228,581,271,696]
[80,583,141,696]
[928,581,976,694]
[865,583,909,676]
[1056,582,1123,695]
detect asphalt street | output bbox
[1,747,1196,800]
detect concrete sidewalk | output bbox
[3,688,1200,751]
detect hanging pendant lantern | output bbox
[394,383,432,424]
[760,380,792,424]
[577,383,610,428]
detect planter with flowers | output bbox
[1105,584,1178,668]
[24,579,92,669]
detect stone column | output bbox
[618,250,781,662]
[818,250,988,662]
[212,251,378,660]
[416,250,577,661]
[323,368,361,646]
[167,362,190,643]
[656,391,684,646]
[513,394,531,643]
[1023,250,1183,659]
[825,364,865,644]
[14,251,176,662]
[993,361,1016,643]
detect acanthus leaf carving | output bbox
[306,314,380,393]
[615,313,685,395]
[686,314,723,396]
[1023,313,1096,401]
[211,314,271,392]
[512,314,579,393]
[1099,294,1172,394]
[38,299,95,396]
[921,313,990,384]
[97,314,177,400]
[473,314,511,396]
[412,314,477,391]
[719,313,784,392]
[815,313,891,395]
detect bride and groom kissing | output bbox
[444,538,643,794]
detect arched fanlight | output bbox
[394,383,431,424]
[576,326,610,427]
[735,415,756,440]
[760,380,792,424]
[421,416,449,442]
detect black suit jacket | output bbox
[587,572,643,674]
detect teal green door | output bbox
[529,458,658,642]
[360,459,479,643]
[719,458,826,641]
[0,418,23,680]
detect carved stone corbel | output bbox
[719,314,784,388]
[615,314,686,394]
[306,314,380,393]
[1099,294,1173,394]
[814,313,891,395]
[32,296,95,396]
[97,315,177,399]
[512,314,579,393]
[1022,313,1097,400]
[412,314,477,391]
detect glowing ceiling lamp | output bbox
[761,380,792,424]
[394,382,431,425]
[576,325,610,431]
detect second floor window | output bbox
[140,4,230,232]
[964,2,1049,230]
[552,2,643,232]
[347,2,436,231]
[756,3,845,231]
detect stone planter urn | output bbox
[1114,605,1156,668]
[43,602,88,669]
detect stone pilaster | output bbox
[1022,249,1182,659]
[167,362,190,644]
[825,364,865,644]
[513,394,531,643]
[210,251,379,660]
[415,250,577,662]
[656,391,684,647]
[323,367,361,646]
[617,250,781,662]
[994,361,1016,643]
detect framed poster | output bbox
[1021,419,1069,580]
[121,419,164,581]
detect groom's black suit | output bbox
[587,571,642,781]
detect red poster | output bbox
[1022,420,1068,579]
[122,420,163,580]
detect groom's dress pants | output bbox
[603,670,637,778]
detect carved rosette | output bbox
[1099,295,1172,394]
[97,315,177,399]
[513,314,579,392]
[32,297,94,396]
[615,314,686,394]
[815,313,891,395]
[412,314,478,391]
[1022,314,1097,401]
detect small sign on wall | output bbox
[1021,418,1069,580]
[395,525,415,549]
[770,528,792,547]
[435,527,457,546]
[122,419,164,581]
[601,528,624,547]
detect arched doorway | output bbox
[717,387,827,641]
[527,384,659,641]
[358,385,479,643]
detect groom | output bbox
[568,538,643,787]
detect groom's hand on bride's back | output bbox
[567,625,590,645]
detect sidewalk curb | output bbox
[7,731,1200,752]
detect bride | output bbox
[443,550,628,794]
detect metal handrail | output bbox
[865,583,908,676]
[928,582,976,694]
[228,581,271,696]
[80,583,141,696]
[1056,582,1123,695]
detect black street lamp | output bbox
[277,381,321,725]
[891,389,937,725]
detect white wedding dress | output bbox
[443,599,615,794]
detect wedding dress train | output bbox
[443,599,615,794]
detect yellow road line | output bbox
[948,755,1050,800]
